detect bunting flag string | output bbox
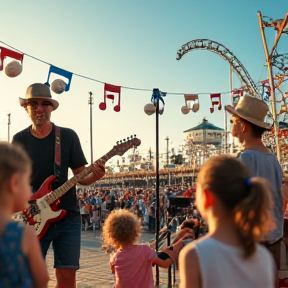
[0,40,267,96]
[0,40,274,114]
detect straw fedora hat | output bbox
[19,83,59,110]
[225,95,271,129]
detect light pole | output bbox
[144,88,166,287]
[88,92,94,164]
[7,113,11,142]
[165,136,169,167]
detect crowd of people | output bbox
[76,184,202,233]
[0,81,287,288]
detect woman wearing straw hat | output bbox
[13,83,105,288]
[225,94,283,270]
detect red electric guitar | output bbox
[21,136,141,239]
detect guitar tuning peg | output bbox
[127,137,130,140]
[134,134,136,138]
[120,140,122,143]
[123,139,126,142]
[130,135,133,139]
[116,141,119,145]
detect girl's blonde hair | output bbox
[102,209,141,250]
[197,155,272,258]
[0,141,31,191]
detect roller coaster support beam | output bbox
[257,11,288,162]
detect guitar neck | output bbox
[44,150,114,205]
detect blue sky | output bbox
[0,0,287,165]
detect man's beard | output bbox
[31,114,49,126]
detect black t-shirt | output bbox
[12,123,87,219]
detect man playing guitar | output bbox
[13,83,105,288]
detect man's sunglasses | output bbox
[26,100,53,108]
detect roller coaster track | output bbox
[271,52,288,73]
[176,39,261,98]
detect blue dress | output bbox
[0,221,33,288]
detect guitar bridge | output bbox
[22,201,41,226]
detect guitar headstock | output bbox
[113,135,141,156]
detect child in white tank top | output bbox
[178,155,277,288]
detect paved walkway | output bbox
[47,230,179,288]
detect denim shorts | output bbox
[40,215,81,269]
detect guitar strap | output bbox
[54,125,61,182]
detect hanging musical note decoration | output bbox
[231,89,243,107]
[210,93,222,113]
[0,46,24,77]
[99,83,121,112]
[181,94,199,114]
[45,65,73,94]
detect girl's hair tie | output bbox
[245,177,252,187]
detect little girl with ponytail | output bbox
[178,155,276,288]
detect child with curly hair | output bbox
[102,209,172,288]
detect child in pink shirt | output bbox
[102,209,172,288]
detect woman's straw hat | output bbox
[19,83,59,110]
[225,95,271,129]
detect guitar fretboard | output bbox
[44,152,112,205]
